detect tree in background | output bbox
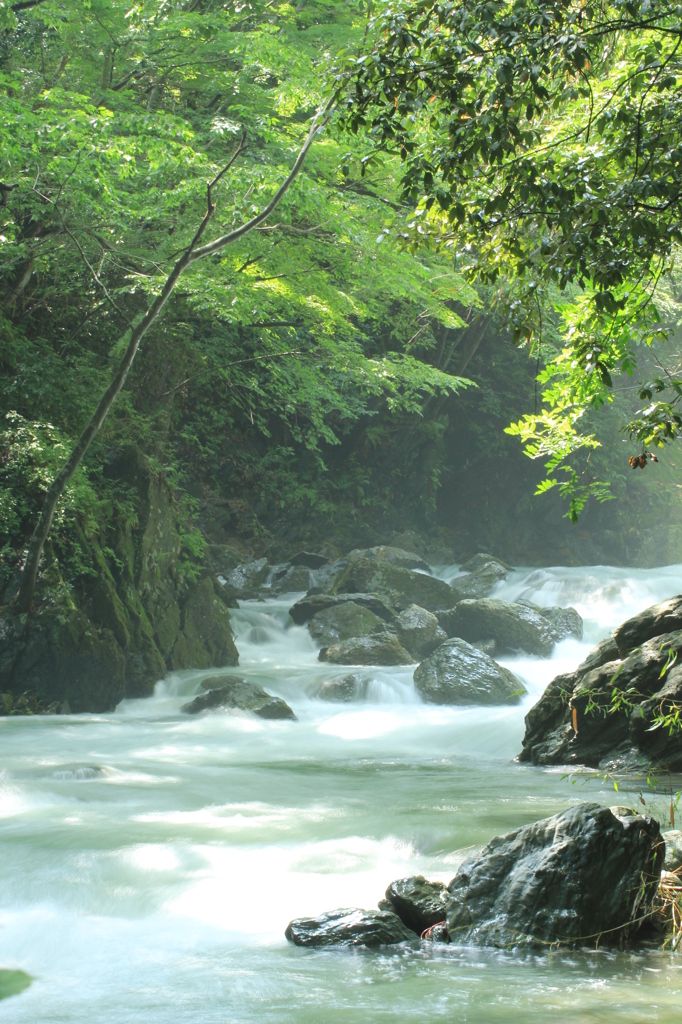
[343,0,682,516]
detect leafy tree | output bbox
[1,0,476,608]
[341,0,682,511]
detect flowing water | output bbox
[2,563,682,1023]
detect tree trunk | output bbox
[13,110,327,613]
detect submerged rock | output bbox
[285,908,416,948]
[319,632,413,666]
[445,803,664,949]
[413,639,525,705]
[443,598,556,656]
[181,677,296,720]
[519,595,682,771]
[311,672,369,702]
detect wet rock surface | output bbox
[383,876,449,935]
[329,557,457,612]
[285,908,416,948]
[414,638,526,705]
[319,632,413,666]
[395,604,446,659]
[445,803,664,949]
[449,555,509,601]
[307,602,387,648]
[443,598,557,656]
[181,676,296,720]
[519,595,682,771]
[288,593,396,627]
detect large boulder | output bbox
[181,676,296,720]
[383,876,449,935]
[307,545,431,596]
[449,555,509,601]
[330,557,457,612]
[285,908,416,948]
[614,595,682,654]
[289,593,396,627]
[519,596,682,771]
[445,803,664,949]
[413,638,525,705]
[396,604,446,659]
[319,632,413,666]
[443,598,557,656]
[307,602,387,648]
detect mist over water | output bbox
[2,564,682,1023]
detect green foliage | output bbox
[341,0,682,505]
[0,411,99,592]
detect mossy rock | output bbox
[171,577,239,670]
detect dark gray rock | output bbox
[268,564,313,594]
[289,551,329,569]
[285,908,416,948]
[614,595,682,656]
[306,546,431,597]
[460,553,511,574]
[347,545,432,572]
[182,677,296,720]
[444,599,556,656]
[220,558,270,598]
[537,605,583,642]
[330,557,457,612]
[384,876,449,935]
[319,632,413,666]
[413,639,525,705]
[289,593,396,627]
[396,604,446,659]
[449,556,509,601]
[446,803,664,948]
[519,612,682,770]
[312,673,369,702]
[307,602,386,648]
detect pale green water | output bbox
[1,564,682,1023]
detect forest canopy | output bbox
[342,0,682,511]
[1,0,681,608]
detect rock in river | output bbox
[285,908,416,948]
[413,639,526,705]
[383,876,449,935]
[519,595,682,771]
[181,676,296,720]
[446,803,664,948]
[443,598,557,656]
[319,632,413,666]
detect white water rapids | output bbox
[2,563,682,1023]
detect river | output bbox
[2,563,682,1022]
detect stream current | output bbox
[2,563,682,1023]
